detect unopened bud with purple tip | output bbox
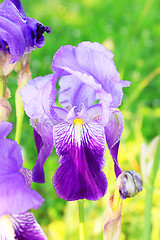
[103,171,142,240]
[117,171,143,199]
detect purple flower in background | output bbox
[0,121,47,239]
[0,0,50,64]
[21,42,130,201]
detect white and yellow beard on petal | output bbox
[0,215,15,239]
[74,118,83,147]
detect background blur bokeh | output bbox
[4,0,160,239]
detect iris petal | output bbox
[10,0,26,17]
[53,121,107,201]
[19,167,32,187]
[0,121,12,138]
[11,212,47,240]
[21,74,54,122]
[104,110,124,177]
[52,42,130,111]
[32,123,53,183]
[0,139,44,216]
[59,75,97,111]
[0,0,50,63]
[0,174,44,216]
[0,0,30,62]
[21,75,55,183]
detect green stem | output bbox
[15,89,24,144]
[78,200,85,240]
[143,185,153,240]
[14,53,31,144]
[142,137,160,240]
[0,76,7,97]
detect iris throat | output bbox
[74,118,83,126]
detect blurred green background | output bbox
[5,0,160,239]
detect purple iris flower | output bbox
[21,42,130,201]
[0,121,47,239]
[0,0,50,64]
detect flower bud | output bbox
[0,50,17,97]
[0,50,17,78]
[117,171,143,199]
[103,194,122,240]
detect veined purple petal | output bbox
[0,138,44,216]
[19,167,32,187]
[0,121,12,138]
[59,75,98,111]
[53,121,107,201]
[11,212,47,240]
[104,110,124,177]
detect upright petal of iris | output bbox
[52,41,130,116]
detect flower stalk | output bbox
[0,49,17,98]
[0,95,12,122]
[143,184,153,240]
[78,200,85,240]
[15,54,31,144]
[103,171,142,240]
[142,137,160,240]
[112,183,122,213]
[0,76,7,97]
[103,193,122,240]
